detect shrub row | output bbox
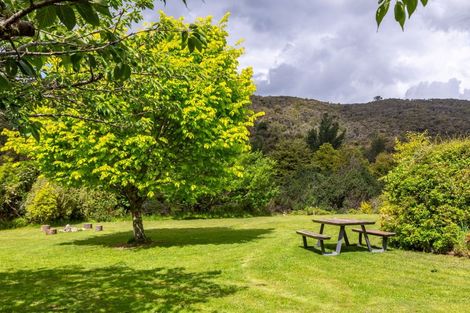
[0,158,125,226]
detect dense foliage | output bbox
[0,158,38,220]
[3,14,258,241]
[268,137,381,211]
[251,96,470,148]
[0,154,123,225]
[25,177,61,223]
[312,145,381,210]
[306,113,345,152]
[0,0,205,131]
[380,134,470,253]
[185,151,279,216]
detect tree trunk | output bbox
[124,186,148,243]
[131,210,148,243]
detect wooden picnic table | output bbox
[312,218,375,256]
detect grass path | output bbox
[0,215,469,312]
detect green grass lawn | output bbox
[1,214,469,313]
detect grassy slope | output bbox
[1,215,469,313]
[251,96,470,147]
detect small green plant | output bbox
[359,201,373,214]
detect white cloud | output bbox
[405,78,470,99]
[144,0,470,103]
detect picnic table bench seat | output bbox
[352,228,396,252]
[296,230,331,254]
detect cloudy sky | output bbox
[144,0,470,103]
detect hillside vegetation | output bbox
[251,96,470,151]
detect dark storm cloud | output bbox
[147,0,470,103]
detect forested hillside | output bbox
[251,96,470,152]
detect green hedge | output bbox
[380,134,470,253]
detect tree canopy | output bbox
[3,14,258,242]
[0,0,206,132]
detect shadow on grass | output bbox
[0,266,242,312]
[60,227,273,249]
[300,243,375,255]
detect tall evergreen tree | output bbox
[306,113,345,152]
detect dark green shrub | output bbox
[269,138,311,178]
[369,152,396,178]
[268,141,381,211]
[365,134,388,162]
[275,168,318,211]
[78,188,123,222]
[380,134,470,253]
[183,152,279,216]
[224,152,279,212]
[269,139,315,210]
[312,146,381,210]
[306,113,345,152]
[0,159,38,220]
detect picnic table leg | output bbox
[302,236,308,248]
[322,225,345,256]
[316,224,325,247]
[382,237,389,251]
[343,228,351,246]
[361,225,373,252]
[334,226,346,255]
[357,233,363,246]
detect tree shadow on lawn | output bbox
[0,265,242,313]
[60,227,274,249]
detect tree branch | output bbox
[48,73,103,90]
[0,25,176,57]
[1,0,79,30]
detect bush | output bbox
[78,188,123,222]
[380,134,470,253]
[269,138,311,179]
[267,141,381,212]
[306,113,345,152]
[24,178,60,223]
[225,152,279,212]
[274,168,318,211]
[0,159,38,221]
[184,152,279,216]
[24,177,123,223]
[369,152,396,178]
[312,146,381,210]
[365,134,389,162]
[269,139,316,210]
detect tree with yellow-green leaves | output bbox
[3,14,259,243]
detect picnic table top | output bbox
[312,218,375,226]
